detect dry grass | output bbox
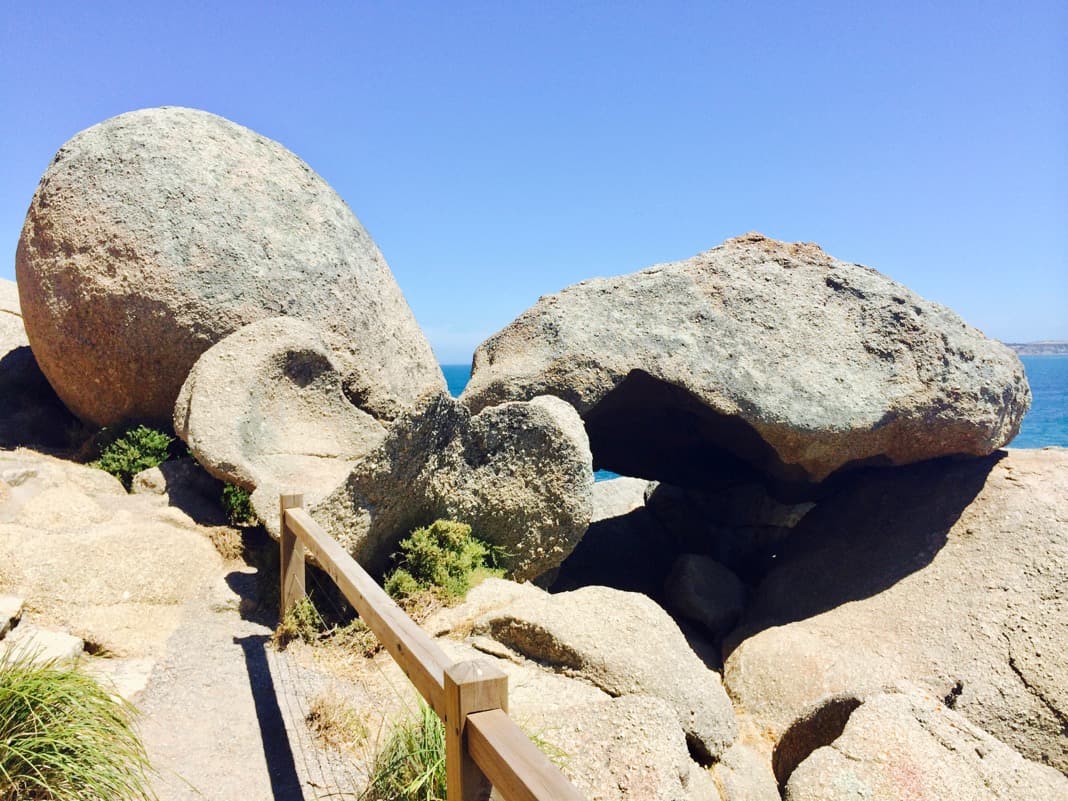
[306,690,369,754]
[205,526,245,561]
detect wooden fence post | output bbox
[445,659,508,801]
[279,493,306,615]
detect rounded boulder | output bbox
[16,106,443,427]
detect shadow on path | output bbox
[235,635,304,801]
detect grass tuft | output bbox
[0,649,156,801]
[364,700,446,801]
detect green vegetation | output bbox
[221,484,255,527]
[363,701,567,801]
[383,520,504,603]
[90,425,174,490]
[0,650,156,801]
[364,700,446,801]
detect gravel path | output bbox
[137,567,367,801]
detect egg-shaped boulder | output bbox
[16,107,444,427]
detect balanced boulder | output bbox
[174,317,386,527]
[461,233,1029,491]
[723,448,1068,773]
[16,106,443,427]
[310,392,593,581]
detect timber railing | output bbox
[279,493,586,801]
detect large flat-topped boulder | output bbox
[16,106,444,427]
[462,234,1029,489]
[311,393,593,581]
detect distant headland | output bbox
[1004,341,1068,355]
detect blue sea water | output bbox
[1013,356,1068,448]
[441,355,1068,455]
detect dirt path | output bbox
[136,568,368,801]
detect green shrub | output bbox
[0,650,156,801]
[364,700,446,801]
[90,425,174,490]
[221,484,255,527]
[383,520,504,603]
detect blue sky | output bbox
[2,2,1065,362]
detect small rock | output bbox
[0,623,84,664]
[0,595,24,638]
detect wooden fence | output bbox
[279,494,586,801]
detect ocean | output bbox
[443,357,1068,451]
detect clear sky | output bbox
[2,1,1065,362]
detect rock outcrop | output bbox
[723,448,1068,773]
[311,393,593,580]
[461,233,1029,493]
[174,318,387,524]
[0,449,224,658]
[474,583,738,761]
[782,685,1068,800]
[16,106,444,428]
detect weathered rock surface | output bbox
[724,449,1068,773]
[311,393,593,580]
[0,279,77,450]
[16,106,444,427]
[591,476,650,521]
[783,685,1068,800]
[174,317,387,525]
[524,694,721,801]
[0,449,223,658]
[462,233,1029,491]
[712,743,781,801]
[0,622,84,664]
[665,554,747,639]
[474,584,738,761]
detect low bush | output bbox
[90,425,174,490]
[0,650,156,801]
[221,484,255,527]
[383,520,504,604]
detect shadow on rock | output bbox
[723,452,1002,658]
[0,346,82,451]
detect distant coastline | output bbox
[1004,341,1068,356]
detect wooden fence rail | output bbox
[279,494,585,801]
